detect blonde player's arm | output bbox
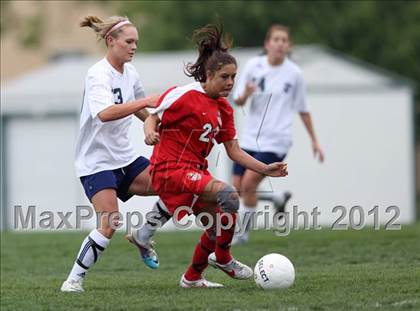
[98,94,159,122]
[144,114,161,145]
[299,112,325,163]
[223,139,288,177]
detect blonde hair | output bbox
[80,15,132,42]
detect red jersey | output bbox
[150,82,236,171]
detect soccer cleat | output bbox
[273,191,292,214]
[125,234,159,269]
[179,274,224,288]
[60,278,84,292]
[208,253,253,280]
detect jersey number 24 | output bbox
[199,123,220,143]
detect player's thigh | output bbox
[241,169,265,193]
[128,165,155,196]
[200,178,240,207]
[200,179,228,204]
[91,188,119,213]
[91,188,120,228]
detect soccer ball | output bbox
[254,253,295,289]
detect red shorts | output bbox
[150,164,214,220]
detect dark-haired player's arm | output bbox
[223,139,288,177]
[134,108,150,122]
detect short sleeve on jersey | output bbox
[153,87,190,125]
[293,72,308,112]
[215,100,237,144]
[87,73,114,119]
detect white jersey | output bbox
[75,58,146,177]
[233,56,308,156]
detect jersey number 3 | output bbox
[113,88,123,104]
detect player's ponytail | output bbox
[185,23,237,83]
[80,15,131,43]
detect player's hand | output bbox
[312,141,325,163]
[145,94,160,108]
[264,162,288,177]
[244,82,256,97]
[145,131,160,145]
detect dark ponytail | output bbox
[185,23,237,83]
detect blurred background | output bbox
[1,0,419,231]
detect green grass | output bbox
[1,226,420,311]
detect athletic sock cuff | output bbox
[89,229,110,249]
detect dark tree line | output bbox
[118,0,419,135]
[120,1,419,84]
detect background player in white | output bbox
[61,15,169,292]
[232,24,325,244]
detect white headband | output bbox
[104,20,131,39]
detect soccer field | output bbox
[1,226,420,311]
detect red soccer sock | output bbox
[184,230,216,281]
[215,212,236,265]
